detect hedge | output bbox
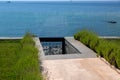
[74,30,120,69]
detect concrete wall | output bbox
[65,40,80,54]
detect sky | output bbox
[0,0,119,1]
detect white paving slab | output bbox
[43,58,120,80]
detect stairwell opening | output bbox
[39,37,80,56]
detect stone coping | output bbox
[0,36,119,39]
[0,37,22,39]
[99,36,120,39]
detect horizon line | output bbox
[0,0,119,1]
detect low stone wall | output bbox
[65,40,80,54]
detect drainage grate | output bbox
[39,38,80,55]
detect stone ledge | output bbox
[99,36,120,39]
[0,37,22,39]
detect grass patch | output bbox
[0,33,43,80]
[74,30,120,69]
[106,39,120,46]
[0,39,20,43]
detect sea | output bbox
[0,1,120,37]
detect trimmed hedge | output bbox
[74,30,120,69]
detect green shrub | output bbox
[89,35,99,50]
[108,47,118,67]
[74,31,81,40]
[94,40,104,57]
[74,30,98,46]
[102,43,112,61]
[74,30,120,69]
[115,48,120,69]
[21,32,35,46]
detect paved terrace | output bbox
[43,58,120,80]
[35,37,120,80]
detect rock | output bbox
[108,21,117,24]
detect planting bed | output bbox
[74,30,120,69]
[106,39,120,47]
[0,34,42,80]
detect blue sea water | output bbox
[0,1,120,37]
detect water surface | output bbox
[0,1,120,37]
